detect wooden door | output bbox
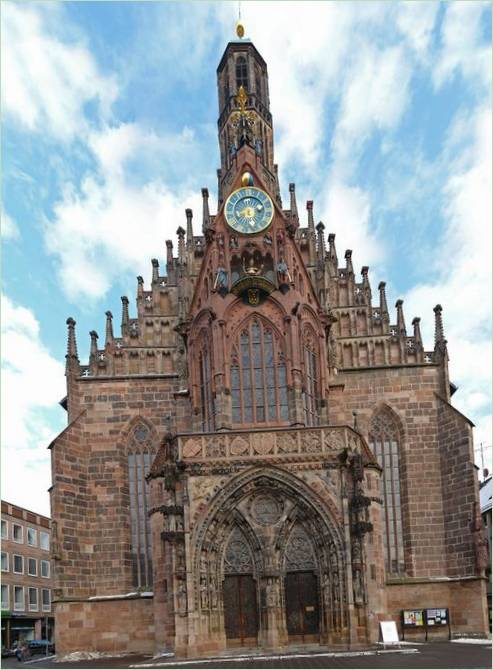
[285,571,320,641]
[223,575,258,646]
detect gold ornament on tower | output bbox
[236,21,245,39]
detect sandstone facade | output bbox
[50,35,489,658]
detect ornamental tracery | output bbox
[223,527,254,574]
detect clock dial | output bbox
[225,187,274,234]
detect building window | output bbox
[302,329,320,426]
[369,408,405,574]
[1,552,8,572]
[40,531,49,551]
[28,558,37,576]
[40,560,50,578]
[28,588,38,612]
[41,589,50,612]
[12,523,23,543]
[1,520,7,539]
[27,527,37,546]
[128,421,155,589]
[231,318,288,426]
[236,56,249,91]
[13,554,23,574]
[255,65,262,102]
[1,584,8,610]
[14,586,24,611]
[199,349,215,432]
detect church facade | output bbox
[50,33,489,658]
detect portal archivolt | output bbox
[191,467,349,647]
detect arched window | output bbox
[236,56,249,91]
[127,421,155,587]
[368,409,405,574]
[199,347,215,431]
[255,65,262,102]
[302,329,320,426]
[231,318,288,425]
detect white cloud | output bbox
[1,2,118,140]
[404,104,492,456]
[45,123,204,301]
[434,1,491,91]
[1,295,66,516]
[395,1,439,57]
[1,209,20,240]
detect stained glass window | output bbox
[231,319,288,426]
[128,422,155,588]
[369,409,405,574]
[302,330,320,426]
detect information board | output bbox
[426,608,448,625]
[380,621,400,645]
[403,609,424,626]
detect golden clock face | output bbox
[225,187,274,235]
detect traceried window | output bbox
[369,409,405,574]
[128,421,156,588]
[236,56,249,91]
[199,348,215,432]
[231,319,288,426]
[302,329,320,426]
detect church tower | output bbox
[49,19,489,662]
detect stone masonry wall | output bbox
[55,597,154,655]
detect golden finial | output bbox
[236,21,245,39]
[237,85,248,112]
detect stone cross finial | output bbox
[412,317,423,348]
[121,296,129,334]
[176,226,186,263]
[65,317,80,376]
[166,240,174,272]
[316,221,326,259]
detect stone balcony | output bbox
[177,424,365,462]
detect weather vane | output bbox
[236,1,245,38]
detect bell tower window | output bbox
[231,318,288,426]
[236,56,249,91]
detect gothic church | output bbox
[50,28,489,657]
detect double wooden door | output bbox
[223,575,258,646]
[285,571,320,641]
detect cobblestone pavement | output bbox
[1,641,491,670]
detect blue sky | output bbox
[2,1,491,515]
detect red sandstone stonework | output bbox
[50,36,489,659]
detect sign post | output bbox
[380,621,400,648]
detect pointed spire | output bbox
[328,233,338,275]
[345,249,353,275]
[105,311,114,346]
[361,266,371,302]
[412,317,423,349]
[137,275,144,299]
[306,201,316,263]
[316,221,326,260]
[89,330,98,362]
[151,258,159,284]
[185,208,193,249]
[121,296,129,335]
[395,299,406,336]
[202,188,210,234]
[166,240,174,272]
[378,281,388,318]
[434,304,447,353]
[177,226,186,264]
[289,183,299,224]
[65,317,80,376]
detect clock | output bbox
[225,187,274,235]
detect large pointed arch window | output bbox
[127,421,156,587]
[231,319,288,426]
[302,328,320,426]
[236,56,249,91]
[369,409,405,574]
[199,347,215,432]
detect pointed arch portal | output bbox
[191,467,349,650]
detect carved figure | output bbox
[214,267,228,290]
[177,580,187,615]
[200,577,209,609]
[277,258,292,283]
